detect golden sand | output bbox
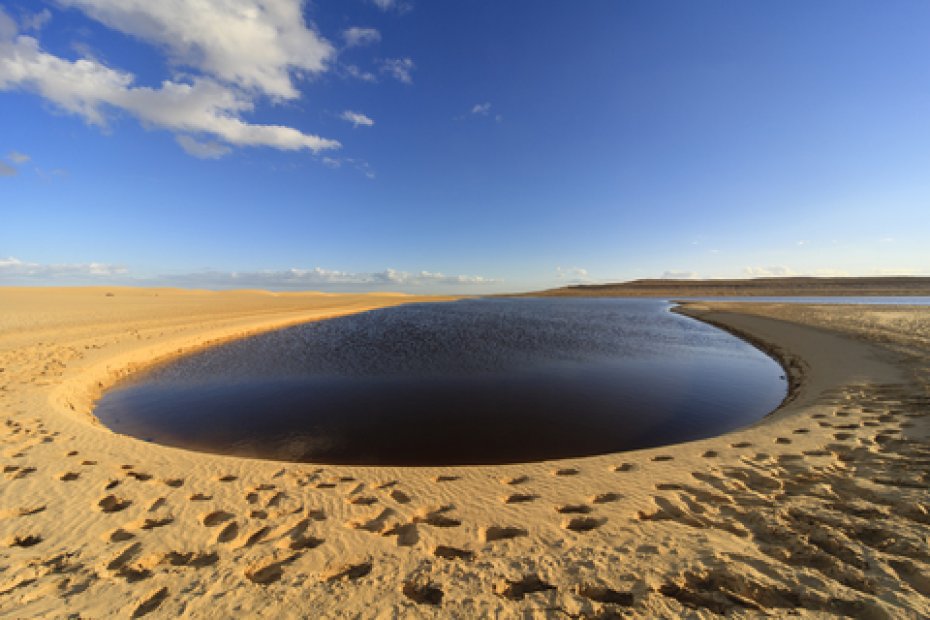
[1,288,928,618]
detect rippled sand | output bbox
[1,288,927,618]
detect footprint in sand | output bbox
[202,511,234,527]
[494,574,555,600]
[556,504,592,515]
[131,587,168,618]
[552,467,579,476]
[576,584,634,606]
[434,475,459,483]
[652,455,674,462]
[109,528,135,543]
[245,555,297,585]
[163,550,218,568]
[216,522,239,543]
[7,534,43,547]
[591,492,622,504]
[382,522,418,547]
[502,475,529,485]
[389,489,411,504]
[402,579,443,606]
[562,516,605,532]
[503,493,538,504]
[347,496,378,506]
[323,560,372,582]
[433,545,475,561]
[348,508,395,533]
[413,506,461,528]
[59,472,80,481]
[481,525,527,542]
[614,463,637,472]
[98,495,132,513]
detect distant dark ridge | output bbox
[516,276,930,298]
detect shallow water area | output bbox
[95,299,787,465]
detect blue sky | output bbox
[1,1,928,292]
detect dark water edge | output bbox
[95,298,788,465]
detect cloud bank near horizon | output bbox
[0,257,500,291]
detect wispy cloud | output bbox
[743,266,850,278]
[7,150,30,163]
[471,102,492,115]
[380,57,414,84]
[340,110,375,127]
[175,136,233,160]
[343,27,381,48]
[20,8,51,32]
[661,270,699,279]
[0,5,340,157]
[371,0,412,13]
[344,64,378,82]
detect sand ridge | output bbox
[1,289,928,618]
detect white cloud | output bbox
[0,256,126,278]
[661,271,699,280]
[340,110,374,127]
[7,150,29,163]
[343,27,381,48]
[55,0,333,99]
[471,102,491,115]
[380,57,414,84]
[175,135,233,159]
[0,13,341,155]
[0,162,16,176]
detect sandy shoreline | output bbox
[1,289,928,618]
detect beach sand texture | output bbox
[1,288,928,618]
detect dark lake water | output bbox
[95,299,787,465]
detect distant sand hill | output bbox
[519,276,930,298]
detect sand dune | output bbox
[1,288,928,618]
[521,276,930,298]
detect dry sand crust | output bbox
[1,289,928,619]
